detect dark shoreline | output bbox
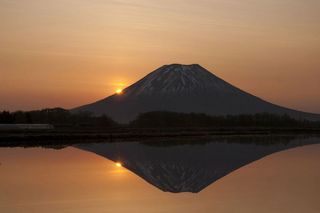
[1,127,320,147]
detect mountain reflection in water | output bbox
[76,136,319,193]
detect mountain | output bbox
[73,64,320,123]
[76,137,319,193]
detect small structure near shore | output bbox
[0,124,54,130]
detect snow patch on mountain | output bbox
[123,64,239,97]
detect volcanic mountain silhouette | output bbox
[76,137,319,193]
[73,64,320,123]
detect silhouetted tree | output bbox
[0,108,118,127]
[130,111,320,128]
[0,111,14,123]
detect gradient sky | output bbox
[0,0,319,113]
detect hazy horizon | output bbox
[1,0,319,113]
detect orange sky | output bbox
[0,0,319,113]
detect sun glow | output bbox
[115,162,122,167]
[116,88,123,94]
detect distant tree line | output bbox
[1,109,320,128]
[0,108,117,127]
[130,111,320,128]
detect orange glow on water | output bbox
[1,144,320,212]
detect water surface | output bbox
[1,136,320,213]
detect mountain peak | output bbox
[157,63,207,74]
[161,63,202,69]
[123,64,229,97]
[73,64,320,123]
[119,64,225,97]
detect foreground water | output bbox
[0,136,320,213]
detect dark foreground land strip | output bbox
[1,127,320,147]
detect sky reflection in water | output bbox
[0,136,320,213]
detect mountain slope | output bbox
[73,64,320,123]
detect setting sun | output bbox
[116,89,123,95]
[115,162,122,167]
